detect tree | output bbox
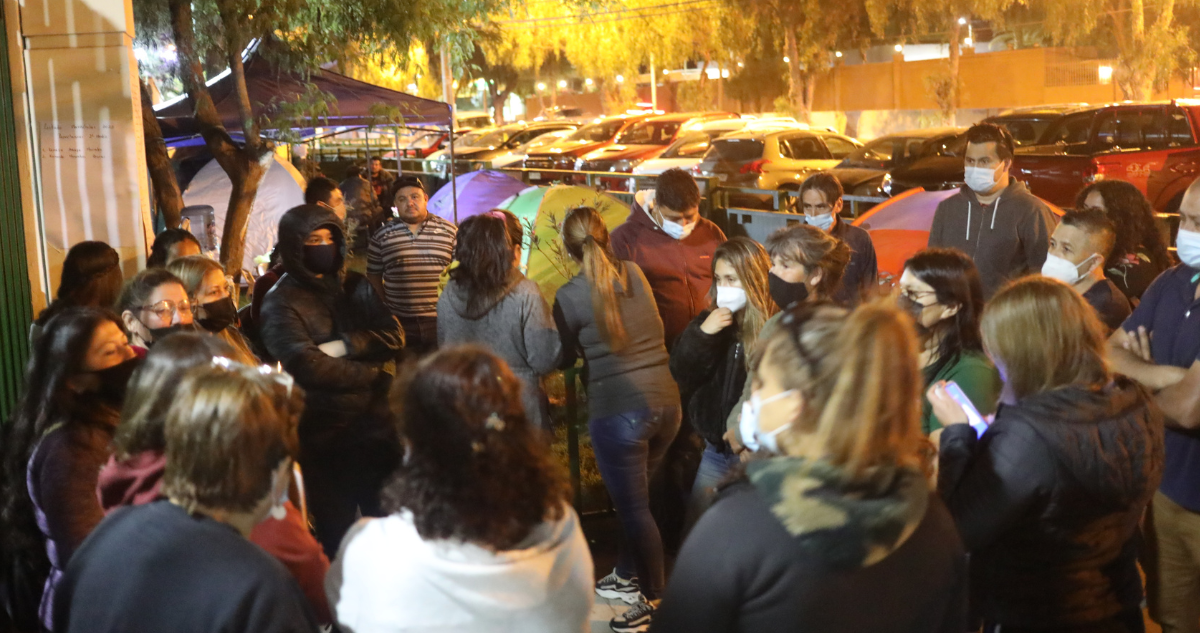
[1035,0,1198,100]
[134,0,506,275]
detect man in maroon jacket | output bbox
[610,167,726,555]
[611,168,727,350]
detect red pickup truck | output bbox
[1012,100,1200,215]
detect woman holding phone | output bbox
[897,249,1001,435]
[931,276,1163,632]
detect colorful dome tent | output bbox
[498,184,631,300]
[427,170,529,223]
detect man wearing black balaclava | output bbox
[259,204,405,556]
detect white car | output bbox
[490,129,576,169]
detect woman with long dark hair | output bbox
[897,249,1002,435]
[437,211,561,430]
[932,277,1163,632]
[552,206,680,632]
[0,307,138,632]
[31,241,124,346]
[671,237,778,504]
[327,346,591,633]
[1076,180,1172,302]
[167,255,258,365]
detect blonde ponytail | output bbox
[563,207,630,352]
[764,301,923,481]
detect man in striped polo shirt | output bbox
[367,176,457,354]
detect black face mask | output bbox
[198,296,238,333]
[768,272,809,310]
[896,294,931,337]
[88,356,143,406]
[303,243,340,275]
[144,321,200,345]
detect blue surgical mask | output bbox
[964,165,1000,194]
[661,218,695,240]
[739,389,797,453]
[1177,228,1200,269]
[806,213,834,232]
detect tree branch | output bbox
[140,79,184,229]
[216,0,263,151]
[167,0,243,174]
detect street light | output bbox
[835,51,843,58]
[963,37,973,47]
[737,61,744,68]
[958,17,967,25]
[557,79,567,89]
[407,83,418,92]
[894,44,904,52]
[1099,65,1114,84]
[585,78,594,86]
[536,82,546,91]
[783,56,790,63]
[616,74,625,83]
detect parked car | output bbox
[534,105,587,120]
[983,104,1085,147]
[490,129,578,169]
[830,127,967,197]
[456,110,495,130]
[693,129,862,191]
[397,131,453,159]
[880,131,971,196]
[631,132,715,178]
[434,121,580,175]
[522,114,652,183]
[576,112,739,175]
[426,124,529,175]
[1012,100,1200,215]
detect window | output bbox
[822,136,858,159]
[566,121,625,143]
[662,134,711,158]
[1094,109,1159,151]
[616,121,681,145]
[781,136,827,160]
[927,134,968,158]
[1167,108,1196,147]
[709,139,765,162]
[1043,113,1094,146]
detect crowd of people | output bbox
[0,120,1198,633]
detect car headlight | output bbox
[613,159,642,172]
[881,173,893,196]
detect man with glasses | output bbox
[928,123,1056,298]
[797,173,877,306]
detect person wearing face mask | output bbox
[898,249,1001,435]
[368,176,457,355]
[723,224,850,452]
[261,204,405,557]
[168,255,259,364]
[1076,180,1172,304]
[1109,178,1200,633]
[117,268,199,353]
[928,123,1056,298]
[796,173,878,306]
[611,168,727,350]
[53,362,318,633]
[933,277,1161,633]
[0,307,140,632]
[654,302,967,633]
[670,238,778,512]
[1042,210,1131,334]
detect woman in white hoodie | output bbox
[326,346,593,633]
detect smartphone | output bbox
[943,381,989,437]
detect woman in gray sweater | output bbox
[552,206,680,633]
[437,211,562,431]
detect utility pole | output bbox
[650,53,657,111]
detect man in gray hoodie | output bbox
[928,123,1056,298]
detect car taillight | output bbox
[740,159,769,174]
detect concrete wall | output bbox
[8,0,150,304]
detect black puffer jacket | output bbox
[260,205,404,448]
[938,378,1164,629]
[669,310,744,447]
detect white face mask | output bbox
[1041,252,1097,286]
[806,213,834,232]
[738,389,797,453]
[661,218,695,240]
[716,286,748,312]
[964,165,1001,194]
[1177,228,1200,269]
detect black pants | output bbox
[984,609,1145,633]
[302,426,401,558]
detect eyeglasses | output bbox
[899,288,937,304]
[137,299,193,321]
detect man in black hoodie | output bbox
[260,204,405,556]
[928,123,1056,298]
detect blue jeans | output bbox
[691,440,741,503]
[589,406,682,600]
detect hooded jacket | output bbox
[260,205,404,447]
[610,194,726,349]
[938,378,1164,628]
[326,506,594,633]
[653,458,967,633]
[437,274,562,430]
[927,179,1056,298]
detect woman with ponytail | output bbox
[552,206,680,632]
[670,237,777,509]
[327,347,591,633]
[655,301,967,633]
